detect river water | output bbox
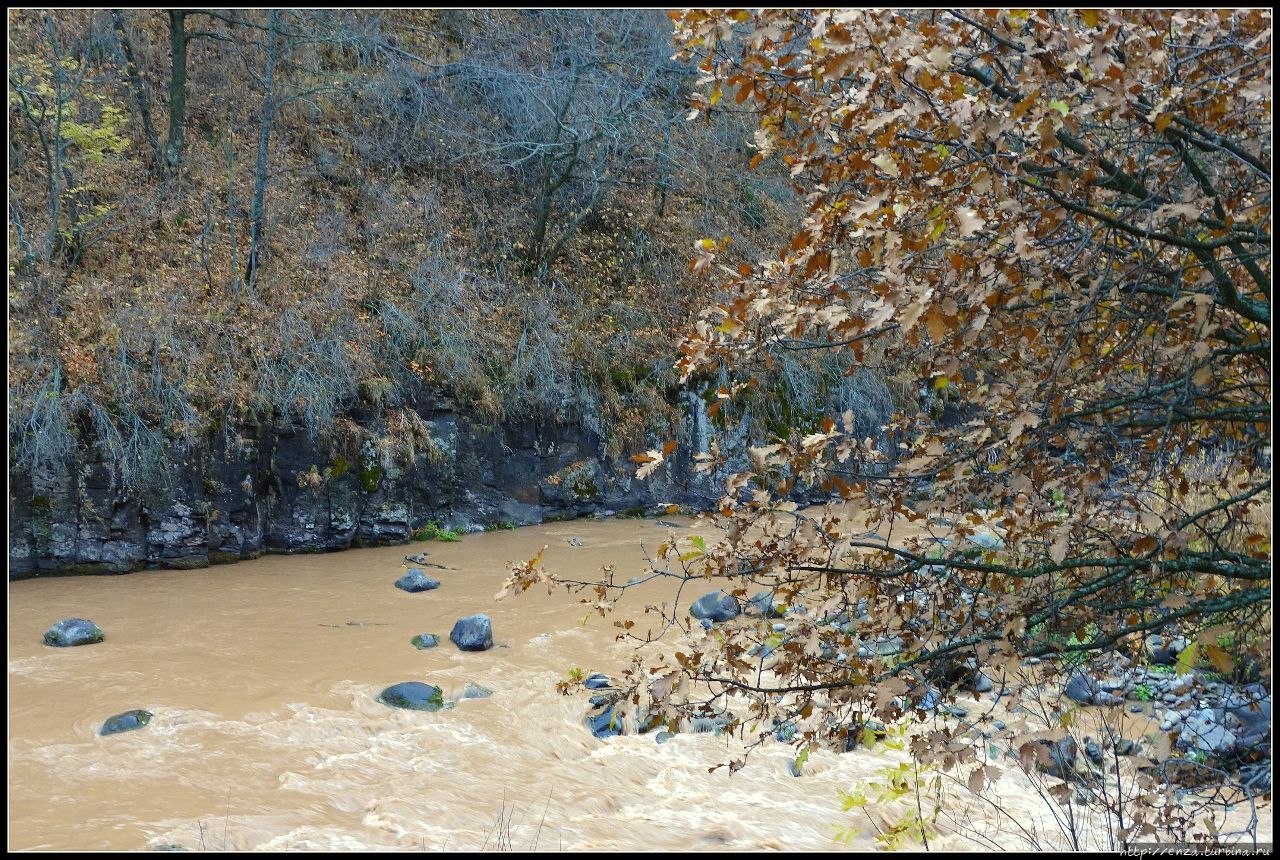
[7,517,1269,851]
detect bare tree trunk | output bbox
[111,9,165,174]
[245,10,279,291]
[44,15,66,262]
[166,10,188,173]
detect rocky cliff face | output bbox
[8,392,730,578]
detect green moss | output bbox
[166,554,211,570]
[208,550,242,565]
[30,495,53,513]
[570,474,600,501]
[361,464,383,493]
[411,521,463,542]
[330,455,350,480]
[46,562,122,576]
[484,520,517,531]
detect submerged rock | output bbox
[462,682,494,699]
[44,618,104,647]
[100,709,153,736]
[450,614,493,651]
[378,682,445,711]
[410,633,440,650]
[395,569,441,593]
[689,591,739,623]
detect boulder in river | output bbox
[1037,736,1083,781]
[689,591,739,623]
[1064,670,1124,706]
[43,618,104,647]
[100,709,153,736]
[584,673,614,690]
[378,681,445,711]
[587,705,623,738]
[410,633,440,650]
[395,569,441,593]
[450,614,493,651]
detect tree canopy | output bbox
[505,8,1271,843]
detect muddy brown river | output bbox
[8,517,1270,851]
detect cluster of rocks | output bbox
[579,672,730,740]
[381,563,497,712]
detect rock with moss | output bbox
[395,569,441,593]
[411,633,440,650]
[378,681,445,711]
[450,614,493,651]
[100,709,153,736]
[44,618,105,647]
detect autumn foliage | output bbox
[524,7,1271,840]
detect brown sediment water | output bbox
[7,517,1270,851]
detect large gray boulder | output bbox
[44,618,104,647]
[395,569,441,593]
[689,591,739,623]
[450,614,493,651]
[1064,671,1124,706]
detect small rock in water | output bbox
[968,530,1005,551]
[450,614,494,651]
[378,682,445,711]
[462,682,494,699]
[395,569,441,593]
[44,618,104,647]
[655,731,676,745]
[972,672,994,693]
[567,536,584,547]
[1085,738,1104,765]
[410,633,440,650]
[1114,739,1141,757]
[100,709,153,736]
